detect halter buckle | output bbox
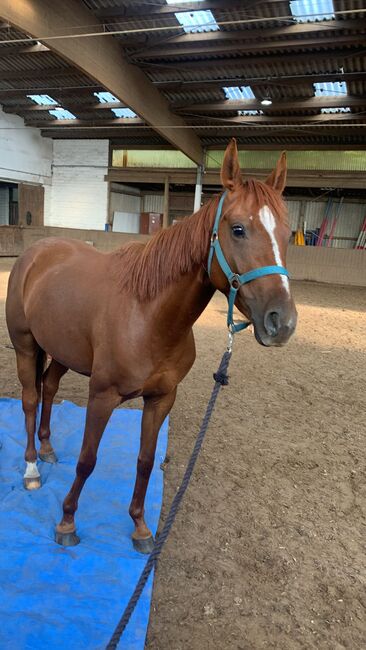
[210,231,218,244]
[229,274,241,290]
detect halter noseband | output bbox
[207,191,290,333]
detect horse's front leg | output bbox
[55,384,121,546]
[129,389,177,554]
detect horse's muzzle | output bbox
[253,303,297,347]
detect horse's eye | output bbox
[232,224,246,239]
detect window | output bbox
[48,108,76,120]
[223,86,256,100]
[321,107,351,114]
[172,10,219,33]
[290,0,335,22]
[27,94,58,105]
[111,108,137,118]
[314,81,347,96]
[238,110,263,116]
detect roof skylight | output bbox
[172,10,219,33]
[314,81,347,96]
[223,86,255,100]
[93,91,137,117]
[94,91,119,103]
[27,94,58,106]
[49,108,77,120]
[111,108,137,118]
[290,0,335,22]
[238,110,264,116]
[321,107,351,114]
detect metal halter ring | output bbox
[229,274,241,290]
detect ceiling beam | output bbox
[26,117,145,127]
[30,112,365,129]
[121,18,366,50]
[0,0,203,163]
[201,113,365,124]
[0,86,102,98]
[155,72,366,92]
[139,48,365,71]
[95,1,258,20]
[0,65,78,81]
[103,167,366,190]
[0,42,49,56]
[131,32,366,60]
[177,96,366,113]
[8,100,129,112]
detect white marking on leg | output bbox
[259,205,290,294]
[24,461,40,479]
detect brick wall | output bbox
[45,140,109,230]
[0,106,52,185]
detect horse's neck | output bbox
[156,266,215,337]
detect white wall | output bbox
[45,140,109,229]
[0,106,52,185]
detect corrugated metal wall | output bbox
[208,150,366,172]
[110,191,141,215]
[143,194,164,212]
[112,149,366,172]
[287,199,366,249]
[109,185,365,249]
[0,187,9,225]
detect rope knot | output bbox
[213,371,229,386]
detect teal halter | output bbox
[207,191,290,333]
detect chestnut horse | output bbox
[6,140,297,553]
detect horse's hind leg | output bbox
[15,337,46,490]
[38,360,68,463]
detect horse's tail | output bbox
[36,346,47,402]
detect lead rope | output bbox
[106,340,233,650]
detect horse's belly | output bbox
[23,261,97,374]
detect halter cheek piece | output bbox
[207,191,290,334]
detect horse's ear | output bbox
[265,151,287,194]
[221,138,242,191]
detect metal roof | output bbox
[0,0,365,149]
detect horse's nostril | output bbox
[264,310,280,337]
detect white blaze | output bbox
[259,205,290,294]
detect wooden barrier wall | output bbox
[1,226,365,287]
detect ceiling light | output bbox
[261,96,272,106]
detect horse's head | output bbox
[209,139,297,346]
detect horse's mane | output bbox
[112,179,287,301]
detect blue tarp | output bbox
[0,398,168,650]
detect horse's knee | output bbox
[137,456,154,480]
[76,459,96,480]
[42,379,58,401]
[22,391,38,414]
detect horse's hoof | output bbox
[132,535,154,554]
[39,450,58,464]
[23,477,41,490]
[55,528,80,547]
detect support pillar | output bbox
[193,164,203,213]
[163,175,169,228]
